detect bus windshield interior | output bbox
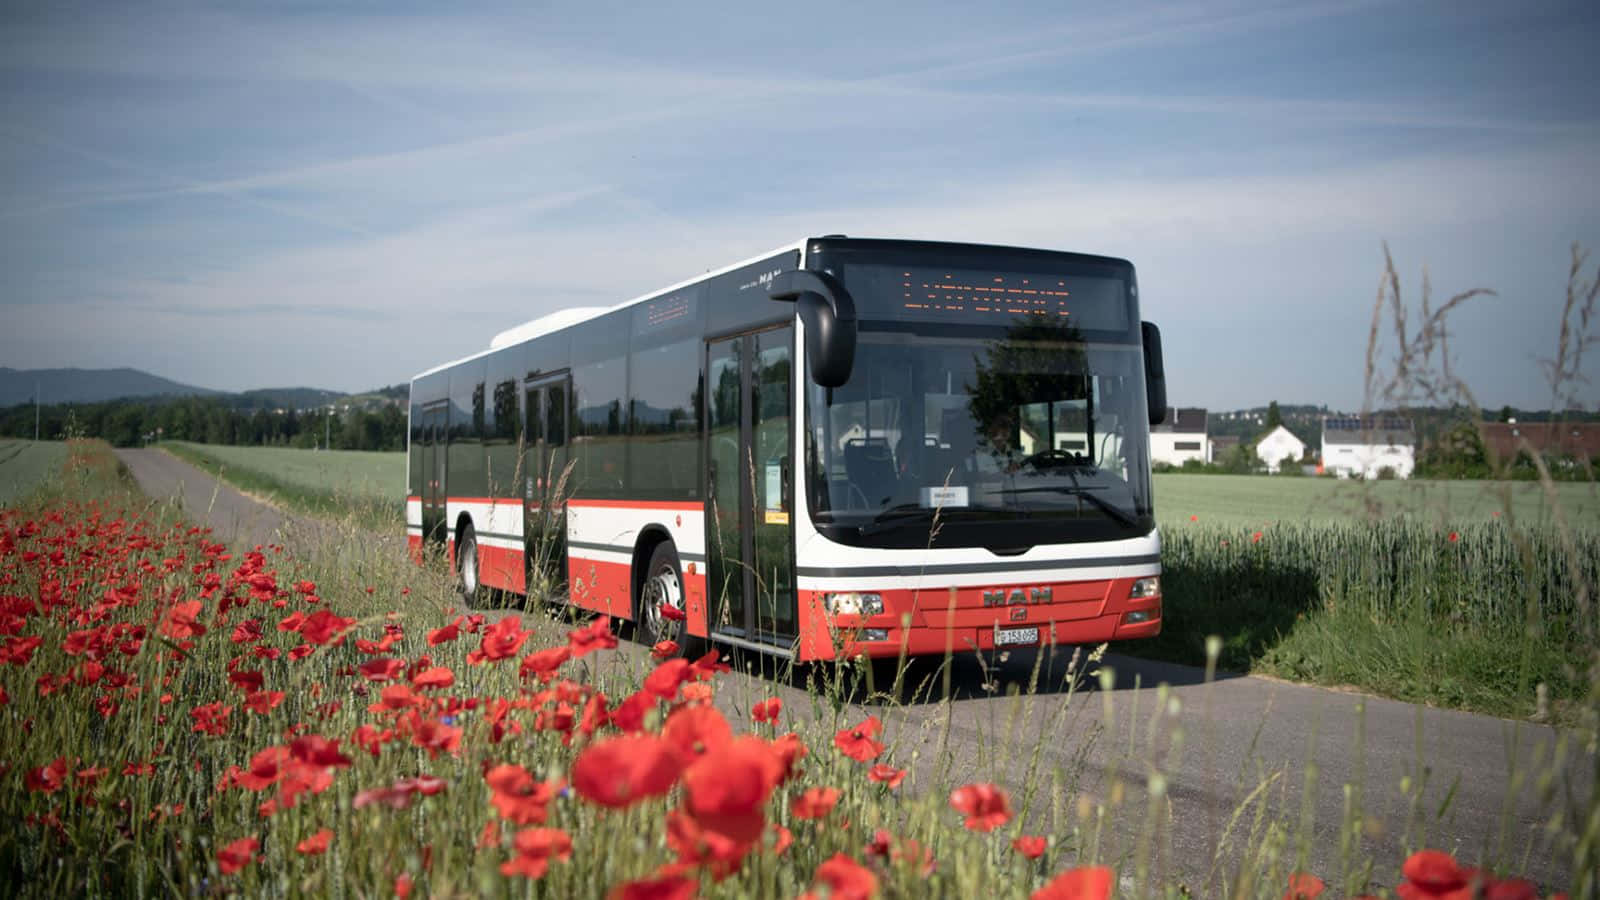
[805,319,1154,545]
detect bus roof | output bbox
[409,237,809,383]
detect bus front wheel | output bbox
[638,542,698,657]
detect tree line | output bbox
[0,396,407,451]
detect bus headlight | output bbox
[825,593,884,616]
[1129,577,1160,599]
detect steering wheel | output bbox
[1020,448,1076,470]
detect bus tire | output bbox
[456,522,483,606]
[637,542,699,657]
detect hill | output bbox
[0,367,219,407]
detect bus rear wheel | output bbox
[638,543,698,657]
[456,523,484,606]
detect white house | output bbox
[1322,416,1415,479]
[1149,407,1209,467]
[1254,425,1307,473]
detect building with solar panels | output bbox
[1321,416,1415,479]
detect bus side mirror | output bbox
[1141,321,1167,426]
[769,270,857,388]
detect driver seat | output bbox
[842,438,897,506]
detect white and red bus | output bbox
[406,237,1167,661]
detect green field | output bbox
[164,441,404,502]
[161,442,405,529]
[1154,473,1599,530]
[0,439,66,506]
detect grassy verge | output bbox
[1121,521,1596,723]
[160,440,401,532]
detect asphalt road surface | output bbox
[117,447,1589,893]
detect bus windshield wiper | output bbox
[989,483,1138,528]
[857,503,938,536]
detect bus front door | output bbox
[705,326,796,649]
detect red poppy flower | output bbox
[217,836,259,875]
[411,666,454,689]
[662,704,733,763]
[499,827,573,879]
[191,702,233,736]
[1252,531,1263,543]
[610,691,657,733]
[1448,531,1460,543]
[296,829,333,855]
[862,829,934,876]
[427,621,460,646]
[1481,877,1538,900]
[485,763,562,825]
[1283,872,1325,899]
[290,734,352,768]
[358,657,405,682]
[949,782,1012,831]
[680,682,714,705]
[752,697,782,724]
[681,736,784,850]
[1,635,42,666]
[689,650,730,679]
[644,658,692,700]
[801,853,878,900]
[792,786,840,819]
[159,600,206,640]
[1032,865,1114,900]
[298,609,356,645]
[770,822,794,855]
[470,614,530,663]
[833,716,884,762]
[572,734,682,808]
[1012,835,1047,859]
[568,615,618,658]
[606,874,699,900]
[866,764,905,788]
[25,756,68,793]
[520,646,571,683]
[658,602,686,622]
[409,716,462,758]
[394,873,413,898]
[477,820,501,849]
[227,669,264,693]
[650,640,679,660]
[1396,850,1467,899]
[768,733,806,781]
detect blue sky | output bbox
[2,0,1596,410]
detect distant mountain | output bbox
[0,367,220,407]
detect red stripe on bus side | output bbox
[567,499,702,511]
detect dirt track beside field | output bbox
[116,446,1588,893]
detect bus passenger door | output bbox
[421,402,448,545]
[705,326,796,647]
[524,374,570,599]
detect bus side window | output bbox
[545,384,566,447]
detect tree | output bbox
[1498,405,1514,422]
[1266,401,1283,430]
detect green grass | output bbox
[0,439,67,506]
[1122,520,1597,722]
[1154,473,1600,530]
[160,441,403,529]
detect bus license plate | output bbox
[995,626,1039,646]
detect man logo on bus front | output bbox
[982,587,1052,607]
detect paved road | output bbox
[118,447,1588,893]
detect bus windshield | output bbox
[804,262,1154,549]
